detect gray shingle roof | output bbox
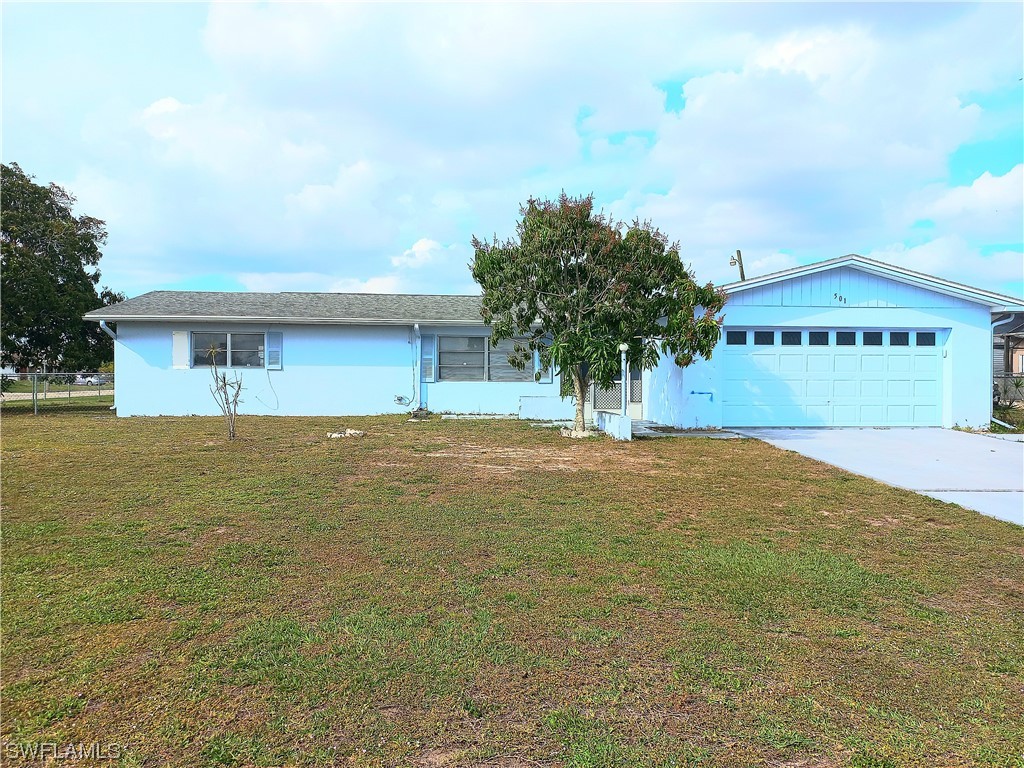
[85,291,486,325]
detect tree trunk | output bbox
[571,366,587,433]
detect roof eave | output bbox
[83,314,486,326]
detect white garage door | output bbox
[721,329,943,427]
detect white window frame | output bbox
[190,332,266,369]
[437,335,487,381]
[435,335,547,383]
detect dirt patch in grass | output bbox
[422,438,665,476]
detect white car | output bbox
[75,374,108,386]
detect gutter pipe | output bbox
[412,323,421,411]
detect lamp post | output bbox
[618,342,629,417]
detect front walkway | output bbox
[736,428,1024,525]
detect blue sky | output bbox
[3,2,1022,297]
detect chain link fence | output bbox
[994,374,1024,408]
[1,372,114,415]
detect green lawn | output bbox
[993,406,1024,433]
[0,395,114,414]
[2,379,110,394]
[2,413,1022,767]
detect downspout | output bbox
[99,321,117,412]
[412,323,421,411]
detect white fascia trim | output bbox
[722,256,1024,309]
[83,316,487,326]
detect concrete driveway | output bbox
[736,428,1024,526]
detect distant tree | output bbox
[471,193,726,434]
[1,163,124,371]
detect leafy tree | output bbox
[471,192,726,433]
[1,163,124,371]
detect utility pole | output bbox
[730,249,746,281]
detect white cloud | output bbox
[866,236,1023,289]
[8,2,1021,296]
[391,238,442,269]
[910,165,1023,240]
[237,272,403,294]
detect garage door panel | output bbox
[806,404,830,423]
[749,354,778,372]
[779,355,804,373]
[861,355,884,372]
[833,404,858,423]
[887,404,911,422]
[887,380,911,397]
[807,355,830,372]
[860,380,884,398]
[888,355,911,372]
[834,380,857,398]
[721,327,943,427]
[806,380,830,398]
[780,379,805,396]
[770,405,808,423]
[914,356,937,372]
[860,404,885,422]
[722,379,760,399]
[835,355,857,372]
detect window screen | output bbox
[863,332,883,346]
[753,331,775,346]
[191,332,264,367]
[889,331,909,346]
[438,336,485,381]
[230,334,264,367]
[488,338,533,382]
[916,332,936,346]
[726,331,747,345]
[809,331,829,346]
[836,331,856,346]
[192,333,227,367]
[781,331,802,346]
[420,335,436,382]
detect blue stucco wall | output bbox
[645,270,995,429]
[112,321,573,417]
[417,325,570,415]
[519,396,575,421]
[114,322,415,416]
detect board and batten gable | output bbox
[645,264,997,430]
[725,266,979,309]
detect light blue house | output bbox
[87,255,1023,429]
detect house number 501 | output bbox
[834,293,847,304]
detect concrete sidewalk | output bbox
[737,428,1024,525]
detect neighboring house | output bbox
[993,313,1024,375]
[86,255,1024,428]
